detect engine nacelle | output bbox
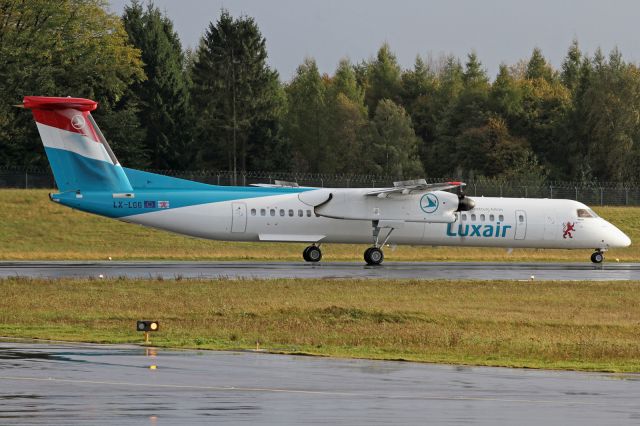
[300,188,460,223]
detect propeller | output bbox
[456,184,475,212]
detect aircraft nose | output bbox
[617,231,632,248]
[606,223,631,248]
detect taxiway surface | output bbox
[1,261,640,280]
[0,341,638,425]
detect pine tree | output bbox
[122,1,192,169]
[283,58,327,172]
[191,9,281,173]
[371,99,423,178]
[364,43,403,115]
[561,40,582,92]
[526,47,554,81]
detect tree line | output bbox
[1,0,640,184]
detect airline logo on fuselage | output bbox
[420,193,438,213]
[446,221,512,238]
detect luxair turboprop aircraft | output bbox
[23,96,631,265]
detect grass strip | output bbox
[1,277,638,372]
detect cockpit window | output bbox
[577,209,594,218]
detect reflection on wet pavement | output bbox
[1,261,640,281]
[0,341,639,425]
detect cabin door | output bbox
[231,202,247,233]
[514,210,527,240]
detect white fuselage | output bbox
[123,191,631,251]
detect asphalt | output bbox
[1,261,640,280]
[0,341,638,425]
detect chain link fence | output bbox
[1,167,638,206]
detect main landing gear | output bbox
[303,245,322,262]
[590,249,605,264]
[364,220,395,266]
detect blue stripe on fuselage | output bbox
[51,187,312,218]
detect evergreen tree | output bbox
[122,1,192,169]
[370,99,423,178]
[526,47,554,81]
[191,9,281,173]
[364,43,403,115]
[561,39,582,92]
[329,59,365,107]
[283,58,327,172]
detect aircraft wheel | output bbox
[364,247,384,266]
[591,251,604,264]
[304,245,322,263]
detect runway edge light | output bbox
[137,320,159,344]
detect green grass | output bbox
[0,189,638,261]
[1,277,639,372]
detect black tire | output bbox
[364,247,384,265]
[302,246,311,262]
[306,246,322,262]
[591,252,604,264]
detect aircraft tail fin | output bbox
[22,96,133,192]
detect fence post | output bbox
[600,187,604,206]
[626,188,629,206]
[575,187,578,201]
[549,185,553,199]
[25,171,28,189]
[474,184,477,196]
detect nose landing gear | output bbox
[303,245,322,262]
[590,250,605,264]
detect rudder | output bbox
[23,96,133,193]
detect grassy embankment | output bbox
[1,189,639,261]
[0,277,638,372]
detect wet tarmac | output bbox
[1,261,640,281]
[0,341,638,425]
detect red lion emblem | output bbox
[563,222,575,239]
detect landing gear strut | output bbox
[303,245,322,262]
[590,250,605,264]
[364,220,394,266]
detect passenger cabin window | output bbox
[298,209,303,217]
[490,214,495,221]
[480,214,485,222]
[461,214,467,221]
[260,209,266,216]
[499,214,504,221]
[250,208,256,216]
[270,209,275,216]
[306,210,312,217]
[577,209,594,218]
[288,209,294,217]
[471,214,476,221]
[279,209,285,217]
[519,215,524,223]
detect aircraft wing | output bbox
[365,179,465,196]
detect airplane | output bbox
[22,96,631,265]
